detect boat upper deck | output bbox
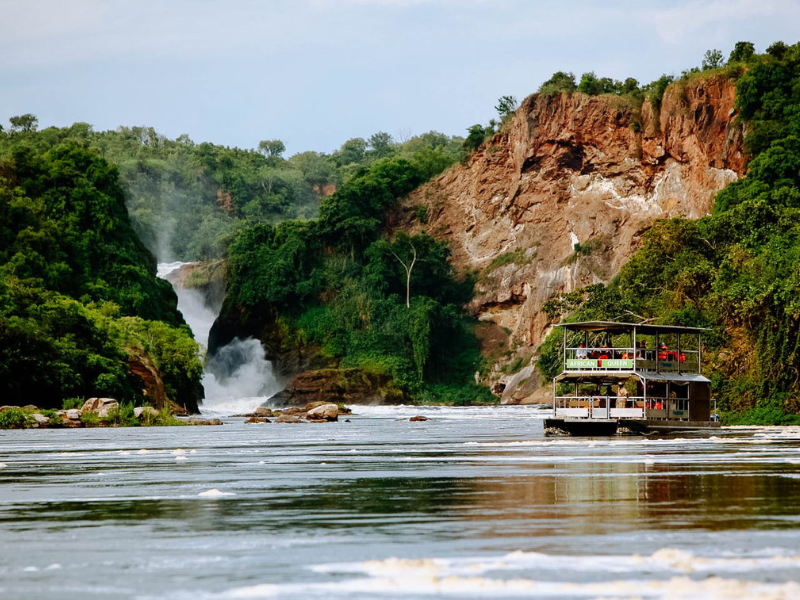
[556,321,708,376]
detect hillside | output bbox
[0,130,203,411]
[395,74,745,402]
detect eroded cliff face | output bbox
[395,75,746,403]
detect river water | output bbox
[2,406,800,599]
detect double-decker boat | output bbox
[544,321,720,436]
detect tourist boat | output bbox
[544,321,720,436]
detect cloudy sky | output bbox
[1,0,797,154]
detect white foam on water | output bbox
[220,575,800,599]
[158,262,281,416]
[198,489,236,498]
[214,550,800,599]
[313,549,800,578]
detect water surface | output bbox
[1,405,799,599]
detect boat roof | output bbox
[555,321,710,335]
[555,371,711,384]
[638,372,711,383]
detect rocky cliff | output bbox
[393,75,746,403]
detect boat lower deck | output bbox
[544,417,720,436]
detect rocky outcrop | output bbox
[81,397,119,418]
[127,349,194,414]
[164,260,227,312]
[395,75,746,402]
[270,368,407,406]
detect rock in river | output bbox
[275,414,302,424]
[306,403,338,422]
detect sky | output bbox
[1,0,798,155]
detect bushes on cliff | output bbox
[223,157,492,404]
[0,131,203,409]
[536,41,800,424]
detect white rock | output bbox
[134,406,159,419]
[306,403,339,421]
[81,398,119,418]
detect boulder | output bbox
[134,406,159,419]
[254,407,274,417]
[275,414,302,424]
[0,405,15,413]
[82,398,119,418]
[410,415,429,422]
[188,418,223,426]
[271,368,407,406]
[58,413,82,428]
[22,405,39,411]
[245,416,271,424]
[31,413,50,428]
[65,409,82,420]
[282,407,306,416]
[306,403,338,422]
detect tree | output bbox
[702,49,724,70]
[258,139,286,159]
[539,71,577,94]
[390,240,417,308]
[729,41,756,64]
[9,114,38,133]
[337,137,367,166]
[495,95,518,120]
[578,72,601,95]
[463,124,490,153]
[368,132,395,159]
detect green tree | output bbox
[258,139,286,159]
[539,71,577,94]
[8,113,38,133]
[495,95,518,120]
[702,49,725,70]
[729,41,756,63]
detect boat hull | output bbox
[544,418,618,436]
[544,418,720,436]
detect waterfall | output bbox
[157,262,281,415]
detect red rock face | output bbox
[397,75,746,402]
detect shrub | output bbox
[0,408,30,429]
[63,398,84,410]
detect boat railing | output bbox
[564,347,700,373]
[642,397,691,421]
[554,396,646,420]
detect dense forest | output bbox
[218,156,492,404]
[537,41,800,424]
[0,126,203,410]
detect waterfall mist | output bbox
[158,262,281,415]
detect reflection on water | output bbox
[0,406,799,599]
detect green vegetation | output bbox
[98,127,463,260]
[537,41,800,424]
[1,121,464,263]
[222,156,495,405]
[0,408,30,429]
[483,247,533,278]
[0,125,203,409]
[462,96,518,153]
[0,404,185,429]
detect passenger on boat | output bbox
[616,384,629,408]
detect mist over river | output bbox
[2,407,800,599]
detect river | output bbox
[1,407,800,599]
